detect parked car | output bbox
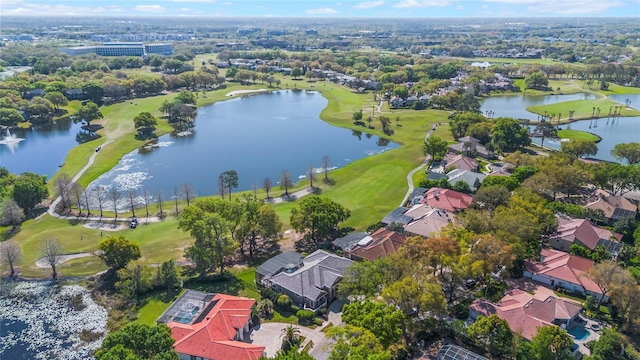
[465,279,477,288]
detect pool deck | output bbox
[568,318,601,356]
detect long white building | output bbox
[61,42,173,56]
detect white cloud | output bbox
[482,0,627,14]
[1,2,123,16]
[354,1,384,9]
[134,4,166,12]
[394,0,458,8]
[305,7,339,14]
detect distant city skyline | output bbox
[1,0,638,18]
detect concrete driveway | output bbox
[247,322,327,358]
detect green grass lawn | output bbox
[512,79,587,96]
[526,98,640,122]
[556,129,600,142]
[137,289,186,325]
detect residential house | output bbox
[423,187,473,212]
[448,136,494,159]
[443,154,479,172]
[64,88,84,100]
[523,249,606,302]
[390,96,404,108]
[403,205,452,238]
[419,95,431,106]
[446,169,486,192]
[405,95,419,106]
[160,290,265,360]
[548,216,623,257]
[381,206,413,227]
[22,88,45,99]
[469,288,582,340]
[256,250,352,311]
[333,227,406,261]
[584,189,637,225]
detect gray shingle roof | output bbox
[256,251,304,278]
[333,232,369,251]
[382,207,413,225]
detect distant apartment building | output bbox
[61,42,173,56]
[1,34,38,42]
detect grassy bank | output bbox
[556,129,600,142]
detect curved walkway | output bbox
[400,128,434,206]
[267,187,316,204]
[35,252,93,268]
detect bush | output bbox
[277,294,292,310]
[291,305,300,313]
[260,287,280,302]
[452,303,470,319]
[313,317,324,326]
[296,309,315,324]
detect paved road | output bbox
[400,128,435,206]
[267,187,316,204]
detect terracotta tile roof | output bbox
[349,227,407,261]
[553,217,622,250]
[423,188,473,212]
[470,289,582,340]
[524,249,602,295]
[169,294,264,360]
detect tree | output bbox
[530,325,574,360]
[291,67,303,79]
[423,136,448,161]
[341,300,404,348]
[44,91,68,110]
[173,186,180,216]
[133,112,158,138]
[608,270,640,329]
[163,58,184,73]
[220,170,239,201]
[0,108,24,126]
[0,240,22,277]
[92,185,106,218]
[326,325,391,360]
[41,237,62,279]
[467,315,514,357]
[155,260,181,291]
[472,185,511,214]
[157,189,164,218]
[611,142,640,164]
[175,90,197,105]
[178,199,239,276]
[53,173,72,211]
[382,276,446,316]
[263,177,273,199]
[452,180,472,194]
[76,101,103,125]
[12,172,48,215]
[71,182,86,215]
[589,329,628,360]
[524,71,549,90]
[127,189,137,217]
[561,139,598,158]
[108,187,121,220]
[181,182,195,207]
[352,109,363,124]
[142,187,152,218]
[280,325,301,350]
[97,236,141,272]
[0,198,24,230]
[338,258,390,298]
[490,117,531,151]
[321,155,332,182]
[589,260,628,303]
[290,196,350,243]
[95,322,178,360]
[305,164,316,188]
[82,81,104,103]
[279,170,294,196]
[115,262,151,297]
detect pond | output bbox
[480,93,597,120]
[530,115,640,163]
[0,117,86,178]
[0,281,108,360]
[88,90,398,207]
[608,94,640,109]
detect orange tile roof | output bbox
[169,294,264,360]
[525,249,602,295]
[470,289,582,340]
[349,227,406,261]
[554,217,622,250]
[424,188,473,212]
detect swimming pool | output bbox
[568,326,589,340]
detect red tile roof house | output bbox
[333,227,407,261]
[158,290,265,360]
[524,249,607,302]
[422,187,473,213]
[547,216,623,257]
[469,288,582,340]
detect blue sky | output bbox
[1,0,638,17]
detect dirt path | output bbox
[35,253,93,268]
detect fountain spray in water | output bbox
[0,128,25,154]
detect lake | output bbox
[531,115,640,163]
[608,94,640,109]
[480,93,597,120]
[88,90,398,206]
[0,281,107,360]
[0,117,86,178]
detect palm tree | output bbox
[281,325,301,348]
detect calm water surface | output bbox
[480,93,597,119]
[89,90,398,202]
